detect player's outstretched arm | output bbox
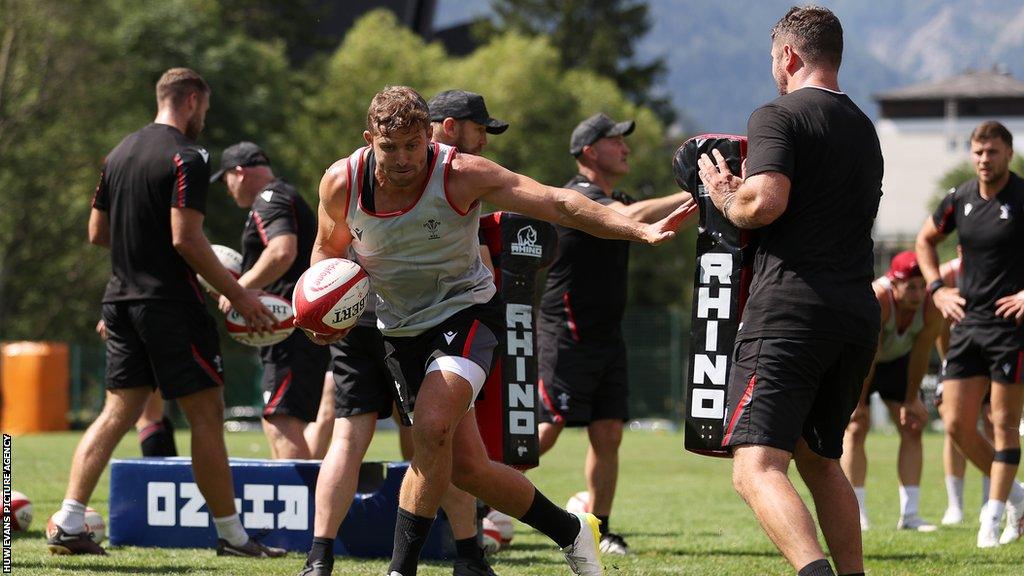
[610,190,695,224]
[452,154,695,245]
[311,161,354,267]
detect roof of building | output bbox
[875,69,1024,101]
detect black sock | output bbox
[139,416,177,457]
[306,537,334,569]
[798,559,836,576]
[517,489,580,548]
[388,508,434,576]
[595,515,609,536]
[455,536,483,562]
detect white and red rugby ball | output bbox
[84,507,106,543]
[293,258,370,334]
[196,244,244,294]
[9,490,32,532]
[225,293,295,347]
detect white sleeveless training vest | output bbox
[875,276,925,363]
[344,143,495,337]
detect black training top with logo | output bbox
[540,174,634,342]
[932,172,1024,325]
[240,178,317,299]
[739,87,883,349]
[92,123,211,304]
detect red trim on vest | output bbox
[722,374,757,446]
[358,143,441,218]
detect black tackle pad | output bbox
[672,134,753,458]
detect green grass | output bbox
[10,428,1024,575]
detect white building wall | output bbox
[873,117,1024,239]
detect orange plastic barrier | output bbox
[1,342,70,433]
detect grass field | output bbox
[10,428,1024,575]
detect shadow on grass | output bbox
[25,562,201,574]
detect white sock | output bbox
[945,475,964,511]
[854,486,868,518]
[985,499,1006,526]
[899,485,920,518]
[52,498,87,534]
[1010,480,1024,504]
[982,476,991,508]
[213,514,249,547]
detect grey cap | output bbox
[569,113,635,156]
[210,141,270,183]
[427,90,509,135]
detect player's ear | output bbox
[363,130,373,147]
[442,117,457,137]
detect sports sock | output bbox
[52,498,87,534]
[945,475,964,512]
[213,513,249,547]
[899,485,920,518]
[982,476,992,508]
[139,416,178,457]
[306,537,335,569]
[387,508,434,576]
[595,514,610,536]
[853,486,867,518]
[518,489,581,548]
[984,499,1006,526]
[797,558,836,576]
[455,536,484,562]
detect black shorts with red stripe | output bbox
[942,321,1024,384]
[260,330,330,422]
[722,337,874,458]
[102,301,224,400]
[537,326,629,426]
[383,296,503,426]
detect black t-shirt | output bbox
[240,178,318,299]
[932,172,1024,325]
[539,174,634,342]
[739,87,882,348]
[93,123,210,303]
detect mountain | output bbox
[436,0,1024,133]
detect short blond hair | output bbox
[156,67,209,106]
[366,86,430,136]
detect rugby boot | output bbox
[896,515,937,532]
[561,512,603,575]
[941,506,964,525]
[298,559,332,575]
[999,493,1024,545]
[217,532,287,557]
[978,521,1001,548]
[46,525,107,555]
[598,532,629,555]
[453,555,499,575]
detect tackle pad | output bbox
[672,135,753,458]
[476,212,557,469]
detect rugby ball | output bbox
[566,490,591,515]
[9,491,31,532]
[84,507,106,543]
[483,509,514,551]
[196,244,244,293]
[225,293,295,347]
[293,258,370,334]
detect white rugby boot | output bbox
[896,515,937,532]
[999,490,1024,545]
[941,506,964,525]
[978,521,1001,548]
[561,512,603,575]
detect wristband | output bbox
[927,279,945,295]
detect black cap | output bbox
[210,141,271,183]
[427,90,509,135]
[569,113,635,156]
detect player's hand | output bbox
[899,398,929,432]
[300,326,350,345]
[95,319,108,341]
[217,294,231,315]
[697,149,743,212]
[932,286,966,323]
[644,199,698,245]
[227,289,276,335]
[995,290,1024,323]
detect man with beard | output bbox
[916,120,1024,548]
[698,7,882,575]
[48,68,283,559]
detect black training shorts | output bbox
[942,321,1024,384]
[102,301,223,400]
[260,330,330,422]
[722,337,875,458]
[383,297,503,426]
[868,353,912,403]
[329,325,394,420]
[538,328,628,426]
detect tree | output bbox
[479,0,674,123]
